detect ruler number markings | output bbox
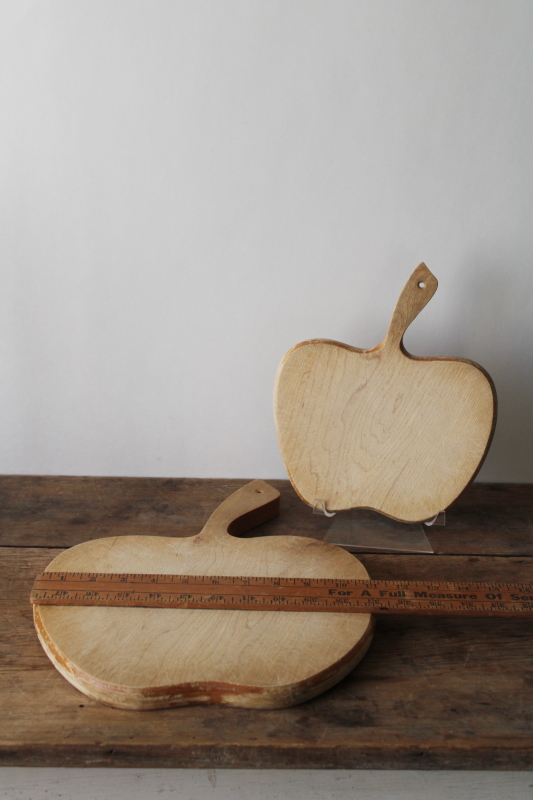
[29,573,533,616]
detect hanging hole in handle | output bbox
[255,489,263,493]
[417,281,425,289]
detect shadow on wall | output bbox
[438,255,533,483]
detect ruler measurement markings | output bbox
[32,574,533,594]
[29,572,533,616]
[38,572,533,593]
[31,580,533,601]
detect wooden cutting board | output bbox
[34,480,373,710]
[274,264,496,522]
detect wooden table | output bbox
[1,477,533,770]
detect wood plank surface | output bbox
[1,476,533,555]
[2,526,533,768]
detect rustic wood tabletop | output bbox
[1,477,532,770]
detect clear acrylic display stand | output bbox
[315,500,445,553]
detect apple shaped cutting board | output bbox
[34,480,373,709]
[274,264,496,522]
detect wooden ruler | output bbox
[30,572,533,617]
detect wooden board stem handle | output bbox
[198,480,280,541]
[384,263,438,352]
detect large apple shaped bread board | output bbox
[34,481,374,709]
[274,264,496,522]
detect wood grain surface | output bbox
[33,481,373,710]
[2,477,533,555]
[2,477,533,769]
[274,264,496,521]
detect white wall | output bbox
[2,768,533,800]
[1,0,532,482]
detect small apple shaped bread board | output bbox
[34,481,374,710]
[274,264,496,522]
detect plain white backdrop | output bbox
[1,0,533,483]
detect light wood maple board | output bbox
[34,480,374,710]
[274,264,496,522]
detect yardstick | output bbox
[31,571,533,617]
